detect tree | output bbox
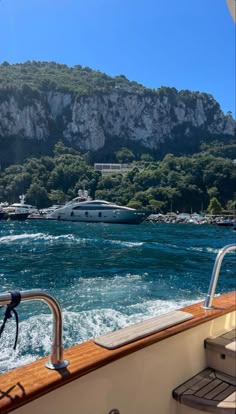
[48,189,66,204]
[207,187,219,199]
[207,197,222,215]
[225,199,236,211]
[148,199,166,212]
[115,148,135,163]
[26,183,50,208]
[127,200,142,209]
[140,153,153,162]
[133,191,149,207]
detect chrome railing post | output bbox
[202,244,236,309]
[0,289,69,370]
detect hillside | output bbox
[0,61,235,167]
[0,141,235,213]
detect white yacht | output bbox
[47,190,148,224]
[3,195,38,221]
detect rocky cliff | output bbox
[0,62,235,162]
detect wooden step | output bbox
[205,329,236,377]
[173,368,236,413]
[205,329,236,357]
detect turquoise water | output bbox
[0,220,235,372]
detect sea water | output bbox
[0,220,235,373]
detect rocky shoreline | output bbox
[146,213,235,226]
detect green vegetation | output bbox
[0,141,235,212]
[0,61,235,168]
[207,197,222,215]
[0,61,147,97]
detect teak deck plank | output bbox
[205,328,236,357]
[95,310,193,349]
[0,291,235,414]
[222,330,236,340]
[173,368,236,413]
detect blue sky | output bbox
[0,0,235,114]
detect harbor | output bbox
[1,197,235,226]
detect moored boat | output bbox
[7,210,29,221]
[3,195,38,221]
[47,190,148,224]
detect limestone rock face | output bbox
[0,96,49,140]
[0,88,234,151]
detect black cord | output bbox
[0,291,21,350]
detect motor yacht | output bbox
[3,195,38,221]
[47,190,148,224]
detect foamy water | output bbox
[0,295,199,373]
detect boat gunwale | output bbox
[0,291,235,414]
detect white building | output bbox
[94,163,132,176]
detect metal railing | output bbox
[202,244,236,309]
[0,289,69,370]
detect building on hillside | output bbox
[94,163,132,176]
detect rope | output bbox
[0,291,21,350]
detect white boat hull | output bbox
[48,208,147,224]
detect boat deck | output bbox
[0,291,235,414]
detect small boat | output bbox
[47,190,148,224]
[39,204,64,217]
[0,244,235,413]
